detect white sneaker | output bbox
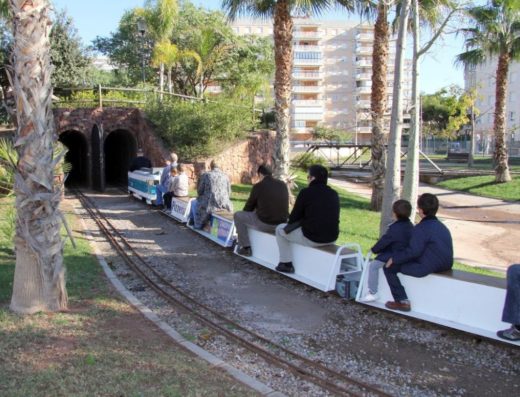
[360,293,378,302]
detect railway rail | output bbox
[74,188,392,397]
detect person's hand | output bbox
[385,258,393,268]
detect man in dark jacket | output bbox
[275,164,340,273]
[234,165,289,256]
[383,193,453,311]
[129,149,152,171]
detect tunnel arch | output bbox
[58,130,89,187]
[104,129,137,185]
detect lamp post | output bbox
[137,18,147,85]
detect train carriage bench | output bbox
[188,210,236,248]
[165,196,194,223]
[234,226,363,292]
[356,262,516,344]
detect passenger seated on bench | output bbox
[129,149,152,172]
[189,160,233,230]
[497,264,520,341]
[275,164,339,274]
[360,199,413,302]
[383,193,453,312]
[169,163,189,198]
[162,168,178,210]
[234,164,289,256]
[156,152,178,206]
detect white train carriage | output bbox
[128,168,162,205]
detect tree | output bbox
[402,0,459,217]
[144,0,178,93]
[49,10,91,87]
[223,0,355,180]
[456,0,520,183]
[8,0,67,313]
[380,0,412,234]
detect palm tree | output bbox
[223,0,355,180]
[193,28,231,99]
[151,40,201,94]
[145,0,178,92]
[456,0,520,183]
[8,0,67,313]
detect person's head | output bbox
[170,152,178,163]
[210,159,219,170]
[307,164,328,184]
[137,149,144,157]
[392,199,412,220]
[257,164,272,179]
[170,167,178,176]
[417,193,439,218]
[177,163,185,173]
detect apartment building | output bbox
[231,18,412,144]
[464,60,520,154]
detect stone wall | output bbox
[180,130,276,186]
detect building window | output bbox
[510,111,515,121]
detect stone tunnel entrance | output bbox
[58,130,89,187]
[104,129,137,185]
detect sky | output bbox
[51,0,467,94]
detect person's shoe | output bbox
[360,292,378,302]
[276,262,295,273]
[497,325,520,341]
[385,300,411,312]
[237,246,252,256]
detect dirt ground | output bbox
[330,178,520,272]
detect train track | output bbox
[75,189,392,397]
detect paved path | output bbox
[329,178,520,273]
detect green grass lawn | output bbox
[0,197,258,397]
[232,171,505,278]
[437,175,520,202]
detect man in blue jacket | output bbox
[275,164,339,273]
[383,193,453,311]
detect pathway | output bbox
[329,177,520,272]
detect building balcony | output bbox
[356,32,373,41]
[292,112,324,121]
[292,85,322,93]
[293,30,322,40]
[357,86,372,94]
[356,46,372,55]
[293,58,322,66]
[292,99,324,107]
[292,71,323,80]
[293,45,321,52]
[356,72,372,80]
[356,59,372,67]
[357,100,371,109]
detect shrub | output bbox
[291,152,330,171]
[145,97,254,161]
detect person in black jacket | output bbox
[234,165,289,256]
[129,149,152,172]
[383,193,453,312]
[360,199,413,302]
[275,164,339,273]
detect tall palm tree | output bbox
[145,0,178,92]
[151,40,201,94]
[8,0,67,313]
[222,0,355,180]
[456,0,520,183]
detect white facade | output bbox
[464,60,520,154]
[232,18,412,144]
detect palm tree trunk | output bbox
[402,0,420,218]
[9,0,67,313]
[272,0,293,181]
[370,2,389,212]
[493,52,512,182]
[380,0,411,234]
